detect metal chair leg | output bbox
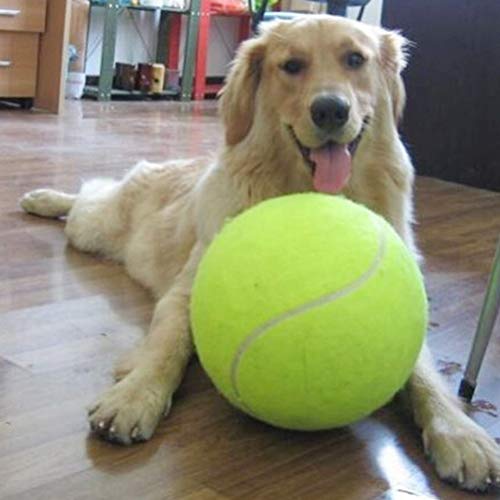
[180,0,201,101]
[98,0,120,101]
[156,10,169,64]
[459,237,500,401]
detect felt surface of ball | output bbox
[191,194,427,431]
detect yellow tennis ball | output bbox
[191,194,427,430]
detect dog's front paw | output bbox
[88,371,172,445]
[423,412,500,491]
[20,189,72,218]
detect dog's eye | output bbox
[281,58,305,75]
[346,52,365,69]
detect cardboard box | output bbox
[279,0,321,13]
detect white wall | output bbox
[85,0,383,77]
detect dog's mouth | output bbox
[288,119,368,194]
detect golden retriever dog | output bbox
[20,15,499,491]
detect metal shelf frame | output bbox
[85,0,201,101]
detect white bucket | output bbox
[65,72,86,100]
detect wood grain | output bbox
[0,0,47,33]
[34,0,70,113]
[0,101,499,499]
[0,32,38,97]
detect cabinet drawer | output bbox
[0,0,47,32]
[0,32,38,97]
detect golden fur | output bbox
[21,16,499,491]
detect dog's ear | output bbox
[218,36,266,146]
[379,30,410,123]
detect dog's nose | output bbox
[310,95,350,131]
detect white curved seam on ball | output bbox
[229,219,388,402]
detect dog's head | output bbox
[219,15,409,193]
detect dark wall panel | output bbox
[382,0,500,191]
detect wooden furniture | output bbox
[0,0,48,108]
[0,0,70,113]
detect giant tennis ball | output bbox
[191,194,427,430]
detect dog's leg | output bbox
[20,189,76,218]
[359,176,500,489]
[88,243,204,445]
[21,178,124,259]
[407,345,500,490]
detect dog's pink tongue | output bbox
[310,143,351,194]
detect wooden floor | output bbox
[0,101,499,500]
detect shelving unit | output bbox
[84,0,201,101]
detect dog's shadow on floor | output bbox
[63,242,154,331]
[84,431,164,473]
